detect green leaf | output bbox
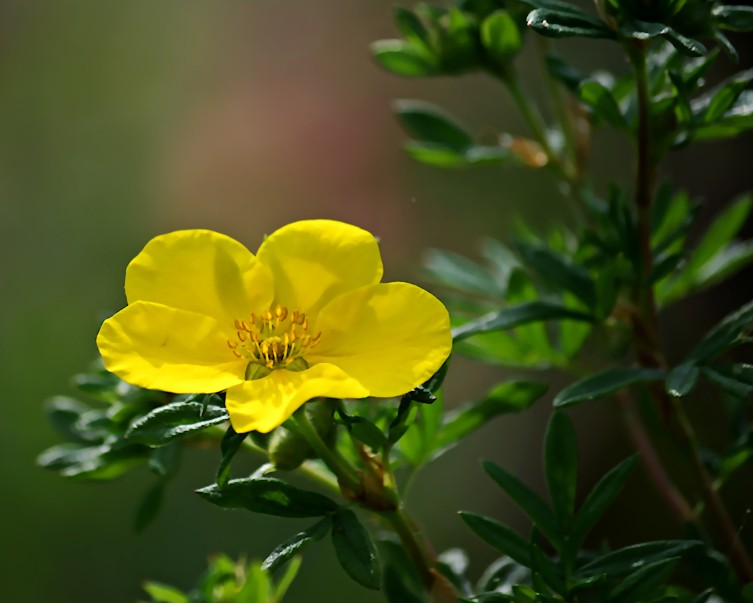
[689,299,753,362]
[331,509,381,590]
[571,456,637,546]
[371,39,439,77]
[347,417,389,451]
[481,11,522,65]
[621,19,706,57]
[526,8,615,39]
[382,565,424,603]
[149,441,181,478]
[237,562,272,603]
[665,363,701,397]
[579,80,628,129]
[690,195,752,272]
[579,540,699,578]
[714,5,753,32]
[516,242,596,307]
[399,390,445,466]
[460,512,531,567]
[439,381,548,449]
[608,556,681,603]
[544,412,578,526]
[394,6,431,49]
[405,141,501,168]
[529,538,565,595]
[273,556,302,601]
[216,427,248,488]
[126,402,228,447]
[37,440,148,480]
[262,516,332,573]
[394,100,474,150]
[142,581,188,603]
[483,460,562,549]
[700,70,753,124]
[196,477,338,517]
[553,368,664,408]
[691,90,753,141]
[425,247,505,297]
[703,366,753,399]
[134,481,165,533]
[545,54,587,92]
[452,301,593,341]
[44,396,96,443]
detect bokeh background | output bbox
[1,1,752,602]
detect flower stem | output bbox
[292,408,362,495]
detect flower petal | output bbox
[126,230,274,326]
[308,283,452,397]
[256,220,383,315]
[97,301,245,393]
[225,363,369,433]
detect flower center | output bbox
[227,305,321,372]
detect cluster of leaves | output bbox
[38,354,552,597]
[457,412,752,602]
[141,555,300,603]
[371,0,753,599]
[375,0,753,171]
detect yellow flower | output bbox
[97,220,452,433]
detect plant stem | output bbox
[627,42,753,583]
[498,66,588,220]
[617,391,695,523]
[536,38,579,175]
[293,410,456,600]
[381,506,457,603]
[671,398,753,582]
[292,409,362,495]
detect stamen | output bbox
[229,306,322,373]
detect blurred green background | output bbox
[1,1,752,602]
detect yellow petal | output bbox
[225,363,369,433]
[126,230,274,326]
[308,283,452,397]
[256,220,383,315]
[97,301,245,393]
